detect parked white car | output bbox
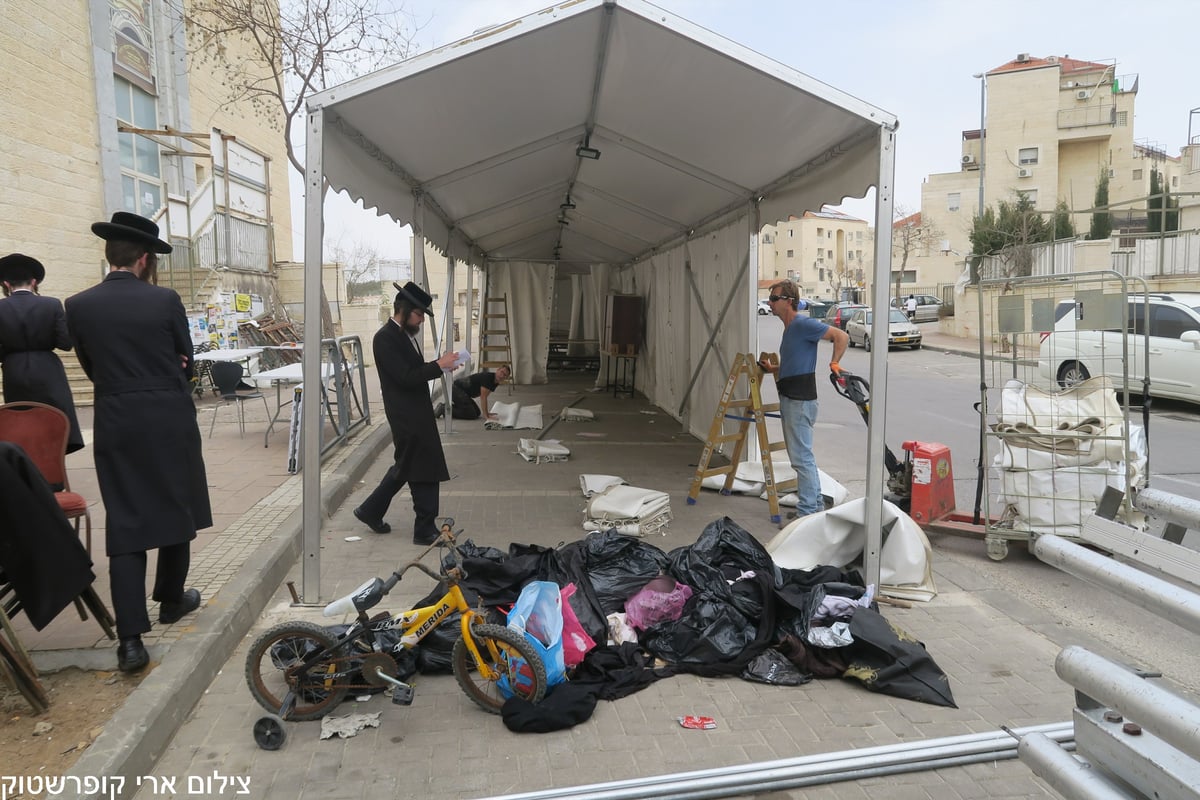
[757,298,772,315]
[845,308,922,351]
[1038,292,1200,404]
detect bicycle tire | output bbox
[244,621,349,721]
[452,622,547,714]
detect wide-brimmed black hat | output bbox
[91,211,173,254]
[0,253,46,284]
[393,281,433,316]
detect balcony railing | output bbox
[1058,103,1116,130]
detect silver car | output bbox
[846,308,922,351]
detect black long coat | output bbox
[0,442,94,630]
[374,319,449,483]
[0,291,84,452]
[65,272,212,556]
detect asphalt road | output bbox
[755,316,1200,696]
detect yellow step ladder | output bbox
[478,294,513,375]
[686,352,793,523]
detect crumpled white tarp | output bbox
[584,484,671,537]
[700,463,847,509]
[766,497,937,602]
[486,401,544,430]
[562,407,595,421]
[580,474,626,497]
[518,438,569,463]
[991,380,1146,535]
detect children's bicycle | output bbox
[244,519,548,750]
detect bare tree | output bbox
[327,236,382,303]
[186,0,421,176]
[891,207,942,299]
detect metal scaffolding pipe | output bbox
[1031,534,1200,636]
[482,722,1074,800]
[1056,646,1200,763]
[1135,488,1200,529]
[1018,732,1133,800]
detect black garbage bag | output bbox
[842,606,957,708]
[666,517,780,616]
[560,529,669,615]
[414,611,462,674]
[640,589,759,670]
[741,648,811,686]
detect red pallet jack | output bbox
[830,369,990,542]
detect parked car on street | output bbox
[804,300,832,320]
[1038,292,1200,404]
[891,294,943,322]
[828,302,868,331]
[757,298,772,315]
[845,308,922,351]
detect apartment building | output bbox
[0,0,294,309]
[759,209,872,302]
[917,53,1180,283]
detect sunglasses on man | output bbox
[768,294,793,303]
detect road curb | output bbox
[64,423,391,799]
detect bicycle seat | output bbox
[323,577,385,617]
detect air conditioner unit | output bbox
[1063,80,1076,89]
[1076,89,1090,100]
[962,154,976,165]
[1018,167,1033,178]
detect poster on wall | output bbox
[187,292,265,348]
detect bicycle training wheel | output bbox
[452,622,548,714]
[244,621,349,721]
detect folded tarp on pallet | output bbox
[583,484,671,537]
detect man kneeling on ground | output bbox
[441,364,511,420]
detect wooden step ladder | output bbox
[478,295,513,378]
[686,352,793,523]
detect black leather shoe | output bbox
[412,531,438,546]
[159,588,202,624]
[353,506,391,534]
[117,636,149,672]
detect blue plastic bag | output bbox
[504,580,567,694]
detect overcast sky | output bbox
[296,0,1197,260]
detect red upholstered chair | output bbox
[0,402,92,553]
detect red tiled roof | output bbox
[988,54,1110,76]
[893,212,921,229]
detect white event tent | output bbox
[295,0,899,597]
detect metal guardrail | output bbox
[1026,520,1200,799]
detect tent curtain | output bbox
[488,261,555,384]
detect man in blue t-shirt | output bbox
[757,281,848,516]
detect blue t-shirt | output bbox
[776,315,828,400]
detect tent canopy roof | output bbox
[312,0,896,265]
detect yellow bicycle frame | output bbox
[390,583,501,681]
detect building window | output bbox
[1172,176,1178,187]
[114,75,162,217]
[1018,147,1039,165]
[762,233,772,244]
[856,231,863,241]
[816,248,823,257]
[827,231,832,239]
[786,249,794,258]
[1132,168,1143,181]
[947,192,961,211]
[816,228,823,236]
[1116,111,1128,126]
[818,268,825,281]
[788,229,794,238]
[1017,189,1038,206]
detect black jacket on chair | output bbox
[0,442,94,630]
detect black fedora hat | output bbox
[91,211,173,254]
[393,281,433,316]
[0,253,46,284]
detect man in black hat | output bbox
[0,253,84,452]
[65,212,211,672]
[353,281,457,544]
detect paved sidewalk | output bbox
[16,327,1097,798]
